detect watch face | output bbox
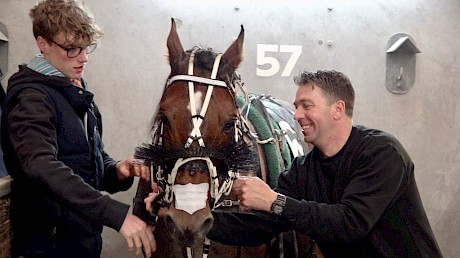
[274,205,283,215]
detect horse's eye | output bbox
[223,119,236,133]
[159,113,170,127]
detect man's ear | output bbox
[333,100,346,120]
[37,36,49,54]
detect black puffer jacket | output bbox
[1,65,133,258]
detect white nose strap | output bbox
[173,183,209,214]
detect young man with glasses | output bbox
[1,1,155,257]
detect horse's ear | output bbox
[167,18,185,65]
[222,25,244,70]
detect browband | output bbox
[166,74,228,88]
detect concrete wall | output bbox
[1,0,459,257]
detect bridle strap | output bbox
[185,50,224,148]
[185,48,204,147]
[167,75,227,88]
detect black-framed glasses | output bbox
[50,39,97,58]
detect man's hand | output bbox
[144,182,168,218]
[119,214,156,257]
[116,156,150,182]
[232,177,277,212]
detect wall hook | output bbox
[385,33,421,94]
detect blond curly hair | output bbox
[29,0,104,45]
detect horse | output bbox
[133,18,320,258]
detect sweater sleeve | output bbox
[7,88,129,231]
[278,145,409,243]
[208,210,291,246]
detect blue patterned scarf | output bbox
[27,54,65,77]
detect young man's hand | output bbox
[116,156,150,182]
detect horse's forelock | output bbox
[177,48,235,85]
[195,49,216,71]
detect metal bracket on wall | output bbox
[385,33,421,94]
[0,22,8,80]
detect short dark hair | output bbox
[294,70,355,117]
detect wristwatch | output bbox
[270,193,286,216]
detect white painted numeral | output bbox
[256,44,302,77]
[256,44,280,77]
[280,45,302,77]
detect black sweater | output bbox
[209,126,442,257]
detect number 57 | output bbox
[256,44,302,77]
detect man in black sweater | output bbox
[213,70,443,257]
[146,70,443,257]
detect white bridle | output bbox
[161,47,238,212]
[154,47,256,258]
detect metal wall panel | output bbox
[1,0,459,257]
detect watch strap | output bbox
[271,193,286,215]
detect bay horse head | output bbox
[135,18,257,256]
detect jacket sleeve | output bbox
[278,146,409,243]
[208,210,292,246]
[7,88,129,231]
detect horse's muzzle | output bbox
[165,204,214,248]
